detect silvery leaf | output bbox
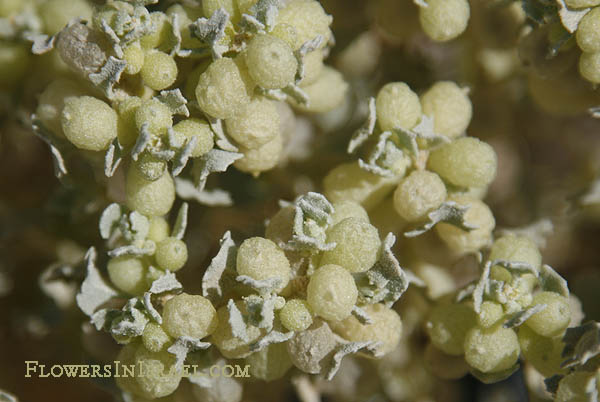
[195,149,243,191]
[99,203,123,240]
[156,89,189,117]
[249,330,293,353]
[104,138,123,177]
[539,264,569,297]
[503,304,547,328]
[236,275,282,295]
[88,56,127,99]
[556,0,590,33]
[404,201,476,237]
[324,341,381,380]
[227,299,249,342]
[148,270,182,294]
[174,177,234,206]
[202,232,237,301]
[171,203,189,240]
[189,8,229,59]
[131,123,152,161]
[347,97,376,153]
[351,306,372,325]
[167,336,211,372]
[76,248,118,317]
[561,322,600,369]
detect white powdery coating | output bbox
[245,34,297,90]
[36,79,87,137]
[211,302,265,359]
[427,137,497,188]
[566,0,600,7]
[155,237,188,272]
[294,67,349,113]
[287,319,337,374]
[236,237,291,291]
[426,303,476,356]
[375,82,422,131]
[330,201,369,226]
[320,217,381,273]
[195,57,252,119]
[524,291,571,337]
[126,165,175,217]
[420,81,472,138]
[489,234,542,271]
[234,134,283,176]
[436,195,496,253]
[330,303,403,356]
[141,51,178,91]
[61,96,118,151]
[323,161,401,210]
[579,52,600,84]
[275,0,333,50]
[576,8,600,53]
[225,97,280,149]
[162,293,218,339]
[107,256,147,295]
[464,326,520,374]
[418,0,470,42]
[307,264,358,321]
[393,170,447,222]
[280,299,313,332]
[134,346,183,399]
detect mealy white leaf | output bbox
[171,135,198,176]
[174,177,234,206]
[108,240,155,258]
[143,292,162,324]
[473,260,491,314]
[351,306,373,325]
[358,131,406,177]
[131,123,152,161]
[227,299,249,343]
[324,341,381,380]
[248,0,283,31]
[171,202,188,240]
[404,201,477,237]
[76,248,118,317]
[129,211,150,241]
[206,117,238,152]
[110,298,149,339]
[167,336,211,372]
[295,35,324,84]
[104,138,123,177]
[249,330,293,353]
[202,232,237,301]
[539,264,569,297]
[503,303,547,328]
[556,0,590,33]
[88,56,127,99]
[189,8,229,59]
[156,89,189,117]
[355,233,409,307]
[236,275,282,294]
[194,149,243,191]
[99,203,123,240]
[347,97,376,154]
[148,270,183,294]
[282,193,336,252]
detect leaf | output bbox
[168,12,190,57]
[324,341,381,380]
[88,56,127,99]
[295,35,324,84]
[76,248,118,317]
[108,241,155,258]
[109,298,149,339]
[404,201,477,237]
[539,264,569,297]
[347,97,376,154]
[104,138,123,177]
[206,117,238,152]
[174,178,234,206]
[131,123,152,161]
[243,294,285,332]
[561,322,600,369]
[194,149,243,191]
[358,131,406,177]
[355,233,409,307]
[202,232,237,301]
[143,292,162,324]
[249,330,293,353]
[189,8,229,59]
[167,336,211,372]
[31,118,68,178]
[473,260,491,314]
[227,299,249,342]
[148,270,183,294]
[155,89,189,117]
[351,306,373,325]
[556,0,590,33]
[236,275,282,295]
[412,115,450,147]
[247,0,283,31]
[282,192,336,252]
[99,203,123,240]
[171,203,188,240]
[129,211,150,241]
[503,303,547,328]
[171,136,198,176]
